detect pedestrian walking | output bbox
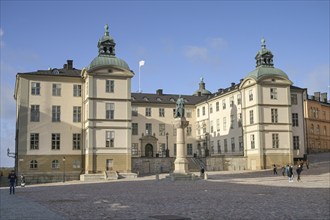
[281,166,285,176]
[20,174,26,187]
[273,164,278,175]
[296,165,302,182]
[8,170,17,195]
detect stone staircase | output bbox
[188,157,206,171]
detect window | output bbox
[197,108,200,117]
[271,108,278,123]
[223,117,227,131]
[249,90,253,101]
[202,106,205,116]
[316,125,320,134]
[293,136,300,150]
[159,108,165,117]
[132,123,138,135]
[230,96,234,107]
[31,105,40,122]
[210,121,214,133]
[132,106,138,116]
[230,115,234,129]
[146,123,152,135]
[146,107,151,117]
[249,110,254,124]
[30,160,38,169]
[73,160,81,169]
[73,84,81,97]
[187,144,193,156]
[52,84,61,96]
[106,80,114,93]
[216,102,219,111]
[237,94,241,105]
[292,113,299,127]
[52,106,61,122]
[31,82,40,95]
[272,133,279,148]
[291,94,297,105]
[73,106,81,122]
[73,133,81,150]
[239,136,243,152]
[173,109,176,117]
[209,104,213,114]
[159,124,165,136]
[187,126,192,136]
[132,143,138,155]
[270,88,277,100]
[30,133,39,150]
[251,134,255,149]
[159,143,166,157]
[106,131,115,148]
[216,119,220,132]
[173,127,177,136]
[231,137,235,152]
[324,126,327,136]
[52,133,60,150]
[311,124,314,134]
[52,160,60,169]
[224,139,228,152]
[238,113,242,127]
[106,103,114,119]
[173,144,177,156]
[186,109,192,118]
[217,140,221,154]
[222,99,226,110]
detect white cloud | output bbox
[0,28,4,48]
[182,37,227,67]
[302,65,330,94]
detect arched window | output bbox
[30,160,38,169]
[316,125,320,134]
[324,126,327,136]
[311,124,314,134]
[52,160,60,169]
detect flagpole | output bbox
[138,64,141,93]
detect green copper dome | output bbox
[88,56,130,71]
[88,24,130,71]
[246,66,289,80]
[193,77,212,96]
[246,38,289,80]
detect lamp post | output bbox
[62,157,66,182]
[165,132,169,157]
[205,133,209,157]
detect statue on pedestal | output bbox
[175,95,185,118]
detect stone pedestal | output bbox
[173,117,189,174]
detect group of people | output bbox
[273,160,308,182]
[7,170,25,195]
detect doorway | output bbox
[145,144,153,157]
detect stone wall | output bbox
[206,156,247,171]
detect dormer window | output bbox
[143,97,149,101]
[52,69,59,74]
[170,98,175,102]
[156,97,162,102]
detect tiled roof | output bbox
[131,92,208,105]
[17,68,82,77]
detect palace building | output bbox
[14,25,312,183]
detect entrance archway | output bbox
[145,144,153,157]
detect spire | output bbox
[255,38,274,68]
[97,24,116,56]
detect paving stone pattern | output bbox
[1,153,329,220]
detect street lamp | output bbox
[62,157,66,182]
[205,133,209,157]
[165,132,169,157]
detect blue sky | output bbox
[1,1,329,167]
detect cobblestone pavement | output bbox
[1,153,329,220]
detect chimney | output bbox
[321,93,328,102]
[156,89,163,95]
[231,82,235,87]
[218,88,223,93]
[314,92,320,101]
[67,60,73,70]
[240,79,244,83]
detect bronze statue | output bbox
[175,95,185,118]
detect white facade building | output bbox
[14,27,306,182]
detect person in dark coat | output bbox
[296,165,302,181]
[8,170,17,195]
[273,164,278,175]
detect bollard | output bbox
[204,173,208,180]
[156,174,159,180]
